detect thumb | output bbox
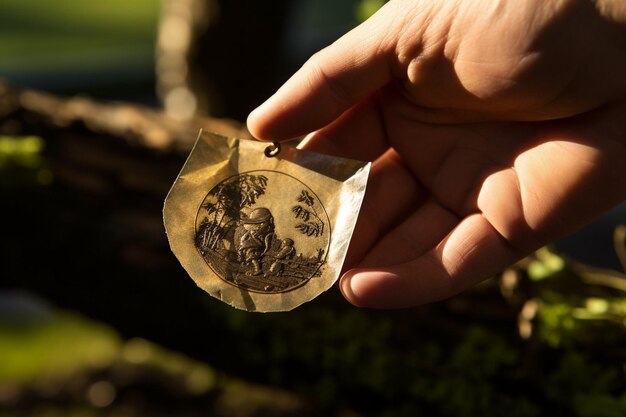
[247,2,399,141]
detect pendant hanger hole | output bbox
[264,142,281,158]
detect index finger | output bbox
[247,3,398,141]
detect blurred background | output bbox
[1,1,625,416]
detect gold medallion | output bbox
[164,131,369,312]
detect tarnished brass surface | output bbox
[164,131,370,312]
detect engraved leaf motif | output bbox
[292,205,311,222]
[298,190,315,207]
[198,173,269,250]
[202,201,219,216]
[292,189,325,238]
[238,174,268,208]
[295,222,323,237]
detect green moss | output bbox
[0,312,121,383]
[356,0,388,22]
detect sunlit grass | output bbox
[0,136,53,186]
[0,0,160,89]
[0,0,159,39]
[0,0,159,57]
[0,312,121,383]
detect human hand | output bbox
[247,0,626,308]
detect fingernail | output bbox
[246,107,263,136]
[339,272,361,307]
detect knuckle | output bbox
[305,51,354,108]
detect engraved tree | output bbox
[198,174,268,250]
[291,190,324,237]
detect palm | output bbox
[299,92,626,307]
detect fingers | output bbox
[298,95,389,162]
[342,149,425,270]
[341,213,524,308]
[358,199,460,268]
[247,4,397,141]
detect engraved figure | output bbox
[195,170,330,293]
[237,207,275,275]
[268,238,296,277]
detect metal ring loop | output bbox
[264,142,281,158]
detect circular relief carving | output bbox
[194,170,330,293]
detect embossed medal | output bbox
[164,131,370,312]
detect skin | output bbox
[247,0,626,308]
